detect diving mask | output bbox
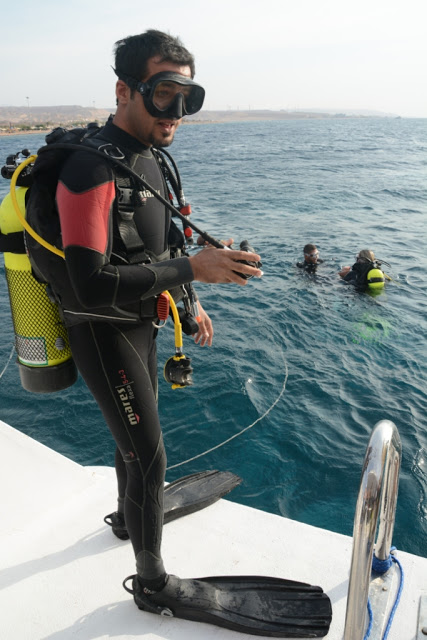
[115,69,205,119]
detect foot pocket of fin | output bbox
[123,575,174,617]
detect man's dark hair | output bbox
[303,243,317,254]
[114,29,196,84]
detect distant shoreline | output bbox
[0,130,49,137]
[0,114,407,138]
[0,106,405,134]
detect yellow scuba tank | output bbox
[0,183,77,393]
[367,267,385,290]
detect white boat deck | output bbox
[0,419,426,640]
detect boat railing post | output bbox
[343,420,402,640]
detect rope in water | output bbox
[166,356,288,471]
[0,340,288,473]
[0,344,15,379]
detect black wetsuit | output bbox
[55,121,194,583]
[296,259,324,273]
[343,261,371,291]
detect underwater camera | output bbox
[235,239,262,279]
[1,150,34,186]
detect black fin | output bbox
[105,470,242,539]
[163,469,242,524]
[125,573,332,638]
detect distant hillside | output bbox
[186,109,340,122]
[0,106,112,128]
[0,105,397,129]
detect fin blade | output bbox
[136,574,332,638]
[199,575,331,636]
[164,470,242,524]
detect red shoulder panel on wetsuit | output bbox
[57,180,115,254]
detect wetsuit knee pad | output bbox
[124,438,167,505]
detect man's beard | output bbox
[150,131,174,148]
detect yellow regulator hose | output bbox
[10,155,65,258]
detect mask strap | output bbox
[112,67,142,92]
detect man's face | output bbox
[304,250,319,264]
[116,56,192,147]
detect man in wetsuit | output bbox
[296,243,324,273]
[54,31,262,602]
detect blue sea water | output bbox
[0,118,426,558]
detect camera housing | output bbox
[1,149,34,186]
[235,239,262,280]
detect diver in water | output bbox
[296,243,324,273]
[339,249,388,292]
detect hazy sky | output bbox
[1,0,426,117]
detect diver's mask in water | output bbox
[114,69,205,119]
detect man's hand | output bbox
[196,236,234,248]
[189,246,262,284]
[193,301,213,347]
[339,266,351,278]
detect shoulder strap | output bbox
[115,173,150,264]
[81,135,150,265]
[152,148,181,206]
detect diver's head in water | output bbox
[303,243,319,264]
[356,249,375,264]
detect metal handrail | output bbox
[344,420,402,640]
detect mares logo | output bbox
[118,370,135,399]
[116,386,139,426]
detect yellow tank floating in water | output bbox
[367,268,385,290]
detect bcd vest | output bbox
[25,125,185,325]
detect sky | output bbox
[1,0,426,117]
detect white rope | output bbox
[0,344,15,379]
[167,356,288,471]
